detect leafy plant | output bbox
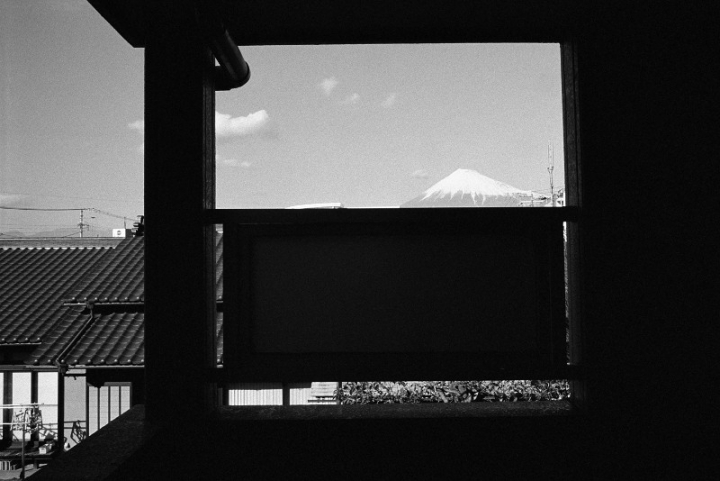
[337,380,570,404]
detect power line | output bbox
[0,224,81,227]
[0,205,137,236]
[0,206,85,212]
[0,205,134,220]
[88,208,133,222]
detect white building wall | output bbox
[11,372,31,441]
[37,372,58,439]
[228,383,283,405]
[87,384,131,435]
[288,383,311,404]
[64,373,86,448]
[227,382,313,405]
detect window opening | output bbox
[217,43,574,406]
[216,44,565,210]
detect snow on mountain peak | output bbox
[420,169,529,202]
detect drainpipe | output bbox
[53,303,98,452]
[195,3,250,91]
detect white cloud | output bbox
[128,120,144,133]
[216,110,273,140]
[381,93,397,108]
[319,77,339,96]
[128,110,275,154]
[339,93,360,105]
[411,169,429,179]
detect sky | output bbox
[1,0,564,236]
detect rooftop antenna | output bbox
[547,142,555,207]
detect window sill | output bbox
[31,401,579,480]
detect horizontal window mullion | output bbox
[204,207,578,226]
[211,360,577,384]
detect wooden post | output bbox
[30,372,38,445]
[85,383,89,436]
[2,373,11,444]
[144,0,217,427]
[282,383,290,406]
[57,371,65,452]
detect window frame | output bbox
[135,0,586,424]
[207,41,583,393]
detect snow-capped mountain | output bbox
[402,168,533,207]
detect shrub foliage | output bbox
[337,380,570,404]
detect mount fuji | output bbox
[401,168,533,208]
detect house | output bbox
[27,0,718,479]
[1,233,336,458]
[0,238,122,456]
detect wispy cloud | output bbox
[0,193,25,205]
[128,120,144,134]
[128,120,145,153]
[410,169,429,179]
[339,93,360,105]
[219,155,253,168]
[381,93,397,108]
[319,77,339,96]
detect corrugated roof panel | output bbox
[310,382,338,397]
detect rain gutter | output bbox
[54,303,99,376]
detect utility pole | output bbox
[78,209,90,237]
[548,142,555,207]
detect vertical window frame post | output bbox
[144,0,218,427]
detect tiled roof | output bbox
[0,237,124,250]
[62,311,146,366]
[63,235,223,304]
[28,234,225,366]
[216,234,223,301]
[0,247,112,345]
[29,311,224,367]
[64,238,145,304]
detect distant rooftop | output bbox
[0,237,124,250]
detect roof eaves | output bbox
[63,302,145,307]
